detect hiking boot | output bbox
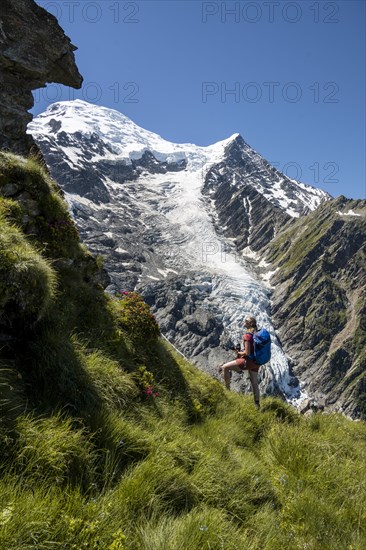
[255,401,260,410]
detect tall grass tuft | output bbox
[133,506,259,550]
[0,217,57,325]
[13,413,96,489]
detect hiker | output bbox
[219,316,261,408]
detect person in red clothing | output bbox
[218,316,260,408]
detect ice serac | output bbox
[28,100,330,403]
[0,0,82,155]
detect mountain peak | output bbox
[32,101,243,155]
[29,100,330,217]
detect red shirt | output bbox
[243,332,254,354]
[243,332,259,372]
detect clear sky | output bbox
[32,0,365,199]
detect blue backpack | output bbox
[248,328,271,365]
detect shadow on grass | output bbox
[139,339,225,423]
[8,319,146,492]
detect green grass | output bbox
[0,152,366,549]
[266,197,366,282]
[1,344,366,548]
[0,380,365,549]
[0,215,57,327]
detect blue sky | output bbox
[33,0,365,199]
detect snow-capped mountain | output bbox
[28,100,330,403]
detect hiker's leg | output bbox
[219,360,242,389]
[248,370,260,407]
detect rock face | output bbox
[202,135,297,252]
[266,196,366,418]
[0,0,82,155]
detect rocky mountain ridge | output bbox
[266,196,366,417]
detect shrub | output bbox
[113,292,160,343]
[133,365,159,399]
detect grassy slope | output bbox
[0,154,366,549]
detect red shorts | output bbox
[235,357,259,372]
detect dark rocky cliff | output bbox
[202,135,327,252]
[0,0,82,155]
[266,196,366,418]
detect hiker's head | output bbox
[243,316,257,330]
